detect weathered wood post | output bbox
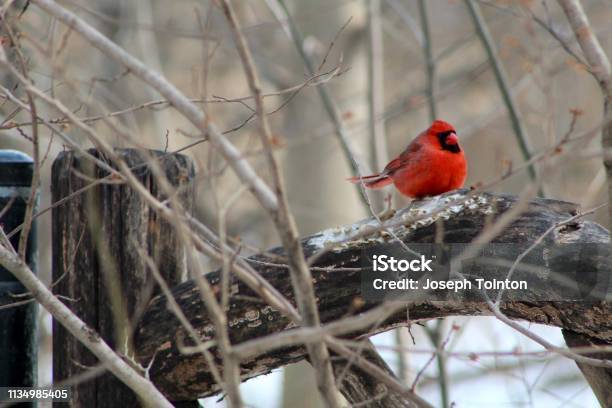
[51,149,197,407]
[0,150,38,407]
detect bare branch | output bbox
[0,232,173,407]
[556,0,612,93]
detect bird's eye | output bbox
[437,130,461,153]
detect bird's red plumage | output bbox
[348,120,467,198]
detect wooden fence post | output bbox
[0,150,38,408]
[51,149,197,407]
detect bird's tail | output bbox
[347,173,393,189]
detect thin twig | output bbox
[0,67,342,130]
[412,322,455,397]
[341,340,612,359]
[487,300,612,369]
[474,0,588,67]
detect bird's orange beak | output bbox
[446,132,459,145]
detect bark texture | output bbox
[134,190,611,400]
[563,329,612,407]
[52,149,195,407]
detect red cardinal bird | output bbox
[349,120,467,198]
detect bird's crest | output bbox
[429,120,455,134]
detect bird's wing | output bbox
[383,141,422,175]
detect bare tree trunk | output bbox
[557,0,612,228]
[556,3,612,403]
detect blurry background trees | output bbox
[1,0,611,406]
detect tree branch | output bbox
[134,190,611,400]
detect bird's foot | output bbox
[377,193,396,221]
[377,207,396,221]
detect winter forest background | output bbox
[1,0,611,406]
